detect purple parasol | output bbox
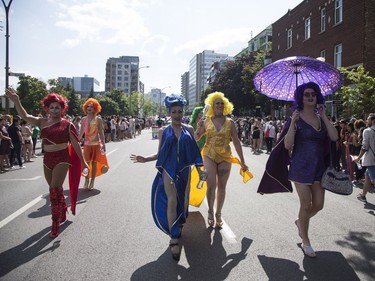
[253,56,343,101]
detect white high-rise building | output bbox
[188,50,229,111]
[58,75,100,97]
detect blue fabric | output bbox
[151,125,203,238]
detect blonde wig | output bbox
[83,98,102,115]
[204,92,233,117]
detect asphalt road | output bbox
[0,129,374,281]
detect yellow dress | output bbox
[189,117,253,207]
[202,117,232,163]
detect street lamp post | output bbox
[2,0,13,114]
[130,65,149,116]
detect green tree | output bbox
[143,98,159,117]
[88,87,94,98]
[208,49,271,116]
[106,89,127,114]
[338,65,375,119]
[97,96,120,116]
[15,76,48,115]
[48,79,68,98]
[66,84,81,116]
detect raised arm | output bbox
[5,88,42,127]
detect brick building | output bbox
[271,0,375,76]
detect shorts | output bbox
[365,166,375,182]
[44,149,71,170]
[252,131,260,139]
[84,144,100,162]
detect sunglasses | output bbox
[303,92,317,98]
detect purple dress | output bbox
[288,117,328,184]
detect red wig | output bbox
[82,98,102,115]
[42,93,68,116]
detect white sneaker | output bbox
[19,166,26,169]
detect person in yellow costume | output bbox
[195,92,252,228]
[78,98,109,190]
[189,107,208,207]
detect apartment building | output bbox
[271,0,375,75]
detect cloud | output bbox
[140,34,169,56]
[53,0,151,47]
[174,27,260,57]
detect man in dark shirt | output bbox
[7,118,25,168]
[156,117,163,127]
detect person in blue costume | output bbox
[130,94,204,261]
[258,82,338,258]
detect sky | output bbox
[0,0,303,96]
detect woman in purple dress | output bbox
[258,82,338,258]
[284,82,338,257]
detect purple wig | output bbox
[293,82,325,111]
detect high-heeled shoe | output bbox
[169,239,181,261]
[83,178,89,190]
[207,211,215,227]
[88,179,95,190]
[301,243,316,258]
[215,213,223,228]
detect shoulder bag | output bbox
[321,142,353,195]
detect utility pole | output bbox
[2,0,13,113]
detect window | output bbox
[320,8,326,32]
[335,0,343,24]
[305,17,311,39]
[320,50,326,59]
[334,44,342,67]
[117,70,122,75]
[287,28,292,49]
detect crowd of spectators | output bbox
[1,112,372,189]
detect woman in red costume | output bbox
[6,88,88,238]
[78,98,108,190]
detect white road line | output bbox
[106,148,118,156]
[0,195,44,229]
[203,198,237,244]
[0,176,42,182]
[0,150,122,230]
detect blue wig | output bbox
[293,82,325,111]
[164,94,187,112]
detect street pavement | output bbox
[0,129,374,281]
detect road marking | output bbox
[0,176,42,182]
[106,148,117,156]
[0,148,114,229]
[203,198,237,244]
[0,195,44,229]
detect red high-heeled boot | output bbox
[57,187,67,223]
[49,188,60,238]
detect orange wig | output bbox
[82,98,102,115]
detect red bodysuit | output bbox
[41,119,78,170]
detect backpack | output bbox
[265,126,270,138]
